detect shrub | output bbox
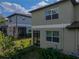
[0,32,16,57]
[0,31,21,57]
[39,48,78,59]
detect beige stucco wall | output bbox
[74,4,79,52]
[75,4,79,21]
[32,1,74,26]
[63,29,76,52]
[31,0,79,53]
[77,30,79,50]
[40,28,63,49]
[33,28,76,52]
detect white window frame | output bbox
[45,7,59,20]
[46,31,59,43]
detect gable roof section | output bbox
[30,0,69,13]
[30,0,79,13]
[66,21,79,29]
[7,13,32,18]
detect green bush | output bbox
[0,31,32,59]
[0,31,22,57]
[0,31,16,57]
[38,48,78,59]
[10,46,34,59]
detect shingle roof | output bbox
[30,0,79,13]
[7,13,32,18]
[30,0,66,13]
[66,21,79,29]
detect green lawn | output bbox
[10,47,78,59]
[0,38,78,59]
[15,38,32,48]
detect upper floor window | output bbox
[23,18,25,20]
[45,10,51,20]
[45,8,59,20]
[9,19,12,22]
[22,17,26,20]
[46,31,59,43]
[52,10,59,19]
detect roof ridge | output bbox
[30,0,79,13]
[30,0,68,13]
[7,13,32,18]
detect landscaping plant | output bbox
[0,31,16,57]
[38,48,78,59]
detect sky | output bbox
[0,0,60,17]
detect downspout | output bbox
[76,29,78,51]
[62,28,64,51]
[15,15,18,38]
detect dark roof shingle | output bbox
[7,13,32,18]
[66,21,79,29]
[30,0,66,13]
[30,0,79,13]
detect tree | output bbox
[0,16,6,24]
[0,31,16,57]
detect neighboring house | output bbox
[7,13,32,38]
[30,0,79,56]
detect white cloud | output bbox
[0,1,49,15]
[31,1,48,10]
[0,2,30,15]
[76,0,79,2]
[45,0,49,2]
[57,0,60,1]
[57,0,79,2]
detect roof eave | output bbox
[7,13,32,18]
[30,0,68,13]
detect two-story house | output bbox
[7,13,32,38]
[30,0,79,55]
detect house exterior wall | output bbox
[32,0,79,54]
[32,1,74,26]
[7,14,32,37]
[75,4,79,21]
[33,27,76,52]
[74,5,79,52]
[7,27,13,36]
[8,15,31,26]
[63,29,76,52]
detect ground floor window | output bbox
[27,29,32,38]
[46,31,59,43]
[12,27,32,38]
[18,27,26,38]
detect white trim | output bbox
[8,24,31,27]
[51,7,59,13]
[32,24,70,29]
[51,7,59,10]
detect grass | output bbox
[0,38,78,59]
[15,38,32,48]
[20,47,40,59]
[11,47,40,59]
[10,47,78,59]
